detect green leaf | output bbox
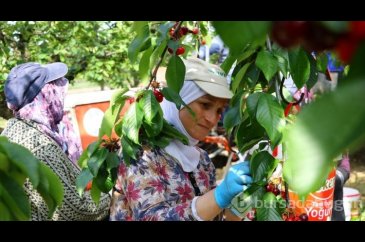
[36,163,64,218]
[272,46,289,78]
[90,181,101,205]
[306,52,319,90]
[0,201,11,221]
[242,64,261,89]
[150,39,167,71]
[87,148,108,176]
[256,192,283,221]
[122,102,144,144]
[0,153,10,172]
[166,56,185,94]
[320,21,349,33]
[231,62,251,93]
[156,22,175,46]
[288,47,310,89]
[346,42,365,81]
[316,52,329,73]
[94,168,113,193]
[237,48,256,64]
[255,50,278,81]
[106,152,120,171]
[132,21,149,35]
[87,140,101,157]
[77,149,89,169]
[143,111,163,137]
[255,93,285,148]
[229,184,266,218]
[246,93,261,120]
[250,151,277,182]
[128,23,150,63]
[220,53,237,74]
[161,87,187,110]
[223,106,241,133]
[283,80,365,197]
[223,92,243,133]
[150,135,171,148]
[0,171,30,220]
[0,137,40,187]
[98,89,127,138]
[213,21,270,55]
[138,90,159,124]
[236,118,265,153]
[76,168,93,197]
[121,137,138,161]
[139,46,153,82]
[161,119,188,145]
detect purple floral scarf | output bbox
[7,77,82,164]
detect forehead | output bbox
[198,94,229,106]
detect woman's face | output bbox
[179,94,228,141]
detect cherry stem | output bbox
[146,21,184,90]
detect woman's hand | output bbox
[214,161,252,208]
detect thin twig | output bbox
[146,21,184,90]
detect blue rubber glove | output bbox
[214,161,252,208]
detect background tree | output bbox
[0,21,139,119]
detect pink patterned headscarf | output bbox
[7,77,82,164]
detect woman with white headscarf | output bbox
[110,57,252,221]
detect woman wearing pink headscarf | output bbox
[1,62,110,220]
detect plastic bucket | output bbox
[343,187,361,221]
[288,168,336,221]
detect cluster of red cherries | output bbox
[282,208,309,221]
[265,181,309,221]
[270,21,365,63]
[127,81,164,104]
[168,22,199,56]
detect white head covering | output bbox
[160,81,206,172]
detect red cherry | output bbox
[167,47,174,54]
[265,184,273,192]
[335,36,359,64]
[272,187,280,196]
[176,47,185,55]
[280,190,287,200]
[350,21,365,40]
[271,21,307,48]
[192,28,199,35]
[169,28,175,37]
[180,26,189,35]
[153,89,164,103]
[286,217,295,221]
[299,213,308,221]
[301,22,339,52]
[85,181,92,191]
[201,39,206,45]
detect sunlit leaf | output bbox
[0,171,30,220]
[255,50,278,81]
[122,102,144,144]
[213,21,270,55]
[288,47,310,89]
[283,80,365,197]
[256,192,283,221]
[166,56,185,94]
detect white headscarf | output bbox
[160,81,206,172]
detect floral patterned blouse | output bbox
[109,146,217,221]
